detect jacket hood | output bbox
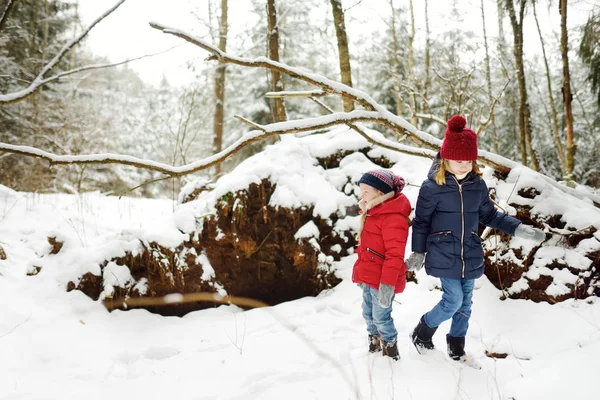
[360,192,411,217]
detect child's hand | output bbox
[377,283,395,308]
[514,224,546,242]
[406,252,425,271]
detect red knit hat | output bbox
[440,115,478,161]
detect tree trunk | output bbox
[213,0,228,176]
[481,0,498,153]
[407,0,417,128]
[560,0,575,181]
[533,0,565,175]
[506,0,539,170]
[267,0,287,122]
[388,0,403,117]
[423,0,431,114]
[329,0,354,112]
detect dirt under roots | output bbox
[68,179,352,316]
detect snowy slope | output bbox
[1,128,599,399]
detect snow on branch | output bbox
[0,0,128,105]
[149,21,600,206]
[0,112,436,175]
[150,21,519,173]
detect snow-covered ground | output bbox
[1,130,599,399]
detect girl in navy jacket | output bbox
[406,115,545,366]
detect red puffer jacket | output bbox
[352,193,411,293]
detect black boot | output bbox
[381,340,400,361]
[410,315,438,354]
[446,335,466,361]
[368,335,381,353]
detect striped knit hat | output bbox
[357,169,405,195]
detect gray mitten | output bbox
[377,283,395,308]
[514,224,546,242]
[406,252,425,271]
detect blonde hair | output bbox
[357,187,384,242]
[434,159,482,185]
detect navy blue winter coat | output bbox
[412,156,521,280]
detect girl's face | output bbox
[359,183,381,204]
[446,160,473,176]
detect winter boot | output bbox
[410,315,438,354]
[446,335,466,361]
[381,340,400,361]
[446,335,481,369]
[368,335,382,353]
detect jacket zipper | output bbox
[366,247,386,260]
[431,230,452,236]
[452,176,466,278]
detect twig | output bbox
[103,292,269,310]
[0,313,31,339]
[0,0,128,105]
[118,175,172,199]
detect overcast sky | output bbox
[76,0,596,87]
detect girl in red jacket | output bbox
[352,169,411,360]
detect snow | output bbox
[1,128,599,399]
[294,221,320,240]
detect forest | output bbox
[1,0,599,198]
[1,1,600,399]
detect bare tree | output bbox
[505,0,540,171]
[532,0,565,175]
[388,0,403,117]
[0,0,129,105]
[407,0,418,127]
[4,21,597,209]
[480,0,498,153]
[212,0,228,176]
[423,0,431,113]
[267,0,287,122]
[329,0,354,112]
[559,0,575,182]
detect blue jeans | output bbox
[361,284,397,343]
[423,278,474,337]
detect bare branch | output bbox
[118,175,172,199]
[477,78,512,135]
[40,46,181,85]
[104,292,269,311]
[414,113,447,126]
[0,0,21,32]
[0,0,128,105]
[0,111,432,174]
[149,21,441,152]
[234,115,265,131]
[265,89,326,98]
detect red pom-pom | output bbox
[447,115,466,132]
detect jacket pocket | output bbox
[464,232,484,270]
[425,231,458,269]
[366,247,386,260]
